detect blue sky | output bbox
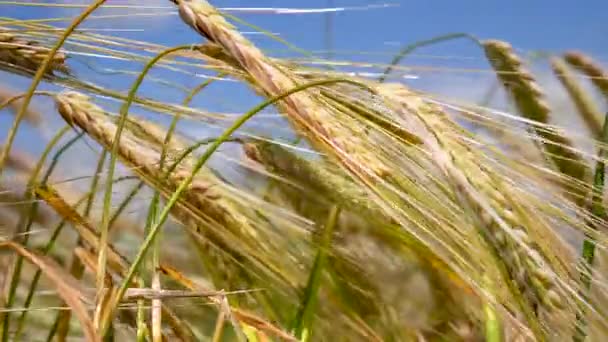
[4,1,607,57]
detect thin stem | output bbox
[379,33,480,83]
[293,206,340,341]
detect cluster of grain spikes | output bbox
[243,139,481,339]
[52,91,326,339]
[0,1,605,339]
[169,0,591,339]
[0,30,69,76]
[483,40,590,198]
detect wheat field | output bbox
[1,1,608,341]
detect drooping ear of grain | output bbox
[54,91,303,297]
[483,40,588,187]
[378,84,570,326]
[244,140,380,218]
[564,51,608,99]
[173,0,391,179]
[551,57,603,138]
[0,31,69,76]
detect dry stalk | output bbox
[483,40,588,188]
[564,51,608,99]
[551,57,603,138]
[244,141,379,218]
[0,31,69,76]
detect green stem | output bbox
[574,112,608,341]
[379,33,480,83]
[95,44,196,333]
[293,206,340,341]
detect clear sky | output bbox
[4,1,607,56]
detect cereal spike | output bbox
[483,40,588,185]
[378,83,566,319]
[564,51,608,99]
[54,91,295,290]
[551,57,603,138]
[0,31,69,76]
[173,0,389,178]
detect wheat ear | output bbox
[551,57,603,138]
[483,40,588,185]
[378,84,566,327]
[0,31,68,76]
[55,91,296,288]
[564,51,608,99]
[173,0,389,179]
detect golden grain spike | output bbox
[54,91,251,241]
[551,57,603,138]
[483,40,588,185]
[244,140,378,216]
[564,51,608,99]
[0,31,69,76]
[54,91,292,290]
[173,0,389,178]
[378,83,566,317]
